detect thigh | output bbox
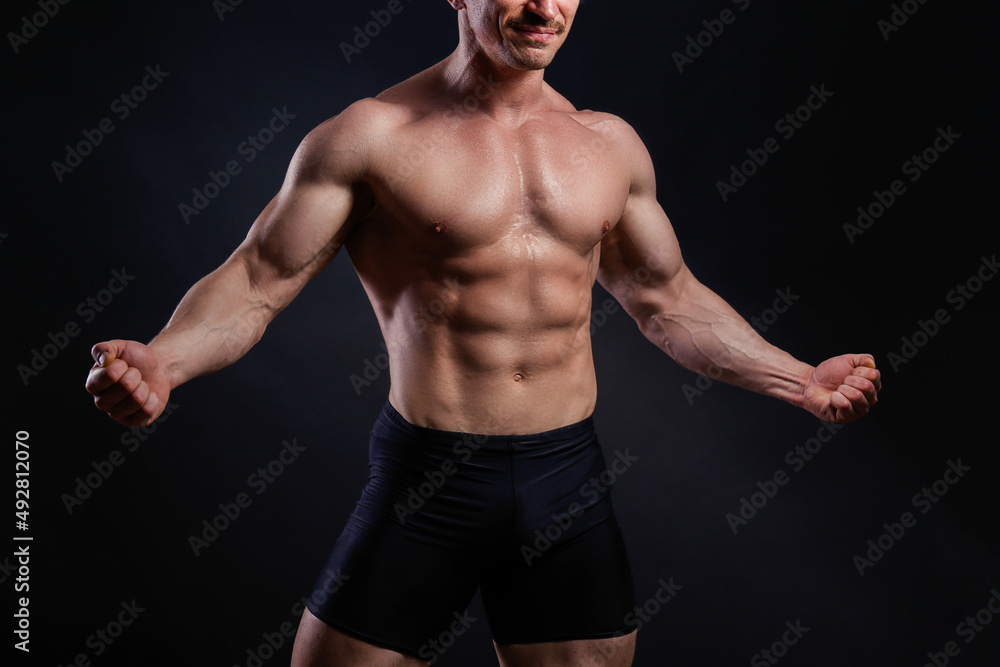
[303,405,494,658]
[304,513,481,659]
[292,607,431,667]
[494,633,636,667]
[481,513,636,645]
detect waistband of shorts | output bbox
[378,400,595,447]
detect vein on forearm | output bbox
[153,260,282,386]
[649,297,767,373]
[636,281,809,405]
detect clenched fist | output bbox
[85,340,171,427]
[802,353,881,423]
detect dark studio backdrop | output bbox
[4,1,998,665]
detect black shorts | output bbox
[305,401,636,659]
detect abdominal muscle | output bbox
[346,211,602,436]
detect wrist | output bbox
[791,362,814,410]
[147,335,186,390]
[766,358,813,410]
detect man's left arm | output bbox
[597,123,880,424]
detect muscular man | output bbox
[85,1,880,665]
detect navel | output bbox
[513,373,524,382]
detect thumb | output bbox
[91,340,128,368]
[854,353,877,370]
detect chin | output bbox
[504,45,559,71]
[512,58,551,71]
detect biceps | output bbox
[232,176,367,310]
[597,195,685,316]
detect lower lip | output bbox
[515,28,557,43]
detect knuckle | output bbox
[101,360,126,384]
[93,395,116,411]
[842,386,864,402]
[118,367,143,393]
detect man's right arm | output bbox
[85,101,379,427]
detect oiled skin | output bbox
[85,1,881,665]
[346,69,635,433]
[84,2,880,435]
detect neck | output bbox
[440,33,550,125]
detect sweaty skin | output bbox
[84,1,880,435]
[348,71,635,434]
[85,1,880,665]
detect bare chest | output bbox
[371,114,631,256]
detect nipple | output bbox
[433,221,448,234]
[601,220,610,235]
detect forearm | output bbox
[148,257,280,389]
[638,271,813,407]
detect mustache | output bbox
[506,17,566,34]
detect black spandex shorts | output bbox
[305,401,636,659]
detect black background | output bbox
[5,0,999,665]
